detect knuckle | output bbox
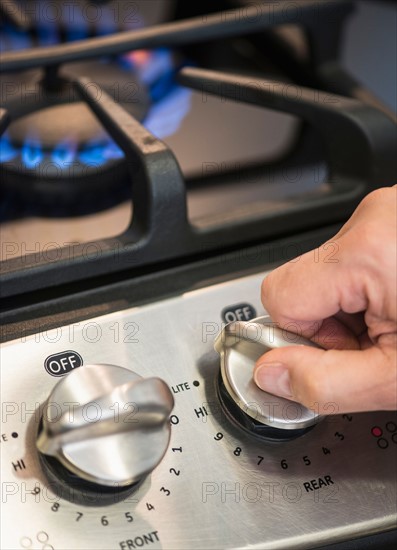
[261,264,291,311]
[261,272,275,306]
[358,221,395,270]
[359,186,395,209]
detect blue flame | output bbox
[36,20,60,46]
[35,0,61,45]
[144,87,192,139]
[51,140,77,169]
[0,133,18,162]
[78,139,124,167]
[78,143,105,167]
[21,135,44,169]
[102,141,124,161]
[0,31,192,169]
[65,1,89,42]
[0,133,124,170]
[150,71,176,103]
[1,9,195,172]
[1,80,191,169]
[0,25,32,52]
[140,49,173,86]
[37,25,59,46]
[96,5,118,37]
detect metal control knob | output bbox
[214,316,321,439]
[37,364,174,492]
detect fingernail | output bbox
[254,362,293,398]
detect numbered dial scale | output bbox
[1,271,396,550]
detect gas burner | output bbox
[0,0,186,213]
[0,63,146,208]
[0,50,191,212]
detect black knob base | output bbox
[37,422,143,507]
[216,372,316,442]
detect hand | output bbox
[254,186,397,414]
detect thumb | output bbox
[253,345,396,414]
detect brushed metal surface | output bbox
[1,270,396,550]
[215,318,321,429]
[37,364,174,486]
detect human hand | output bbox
[254,186,397,414]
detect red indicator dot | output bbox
[371,426,383,437]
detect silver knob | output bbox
[37,364,174,487]
[214,316,321,430]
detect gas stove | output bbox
[1,1,397,549]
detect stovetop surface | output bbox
[1,0,396,262]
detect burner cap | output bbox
[8,103,118,151]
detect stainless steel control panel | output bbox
[1,271,396,550]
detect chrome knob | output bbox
[37,364,174,487]
[214,316,321,432]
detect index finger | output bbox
[261,239,365,338]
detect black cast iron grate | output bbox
[0,0,396,299]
